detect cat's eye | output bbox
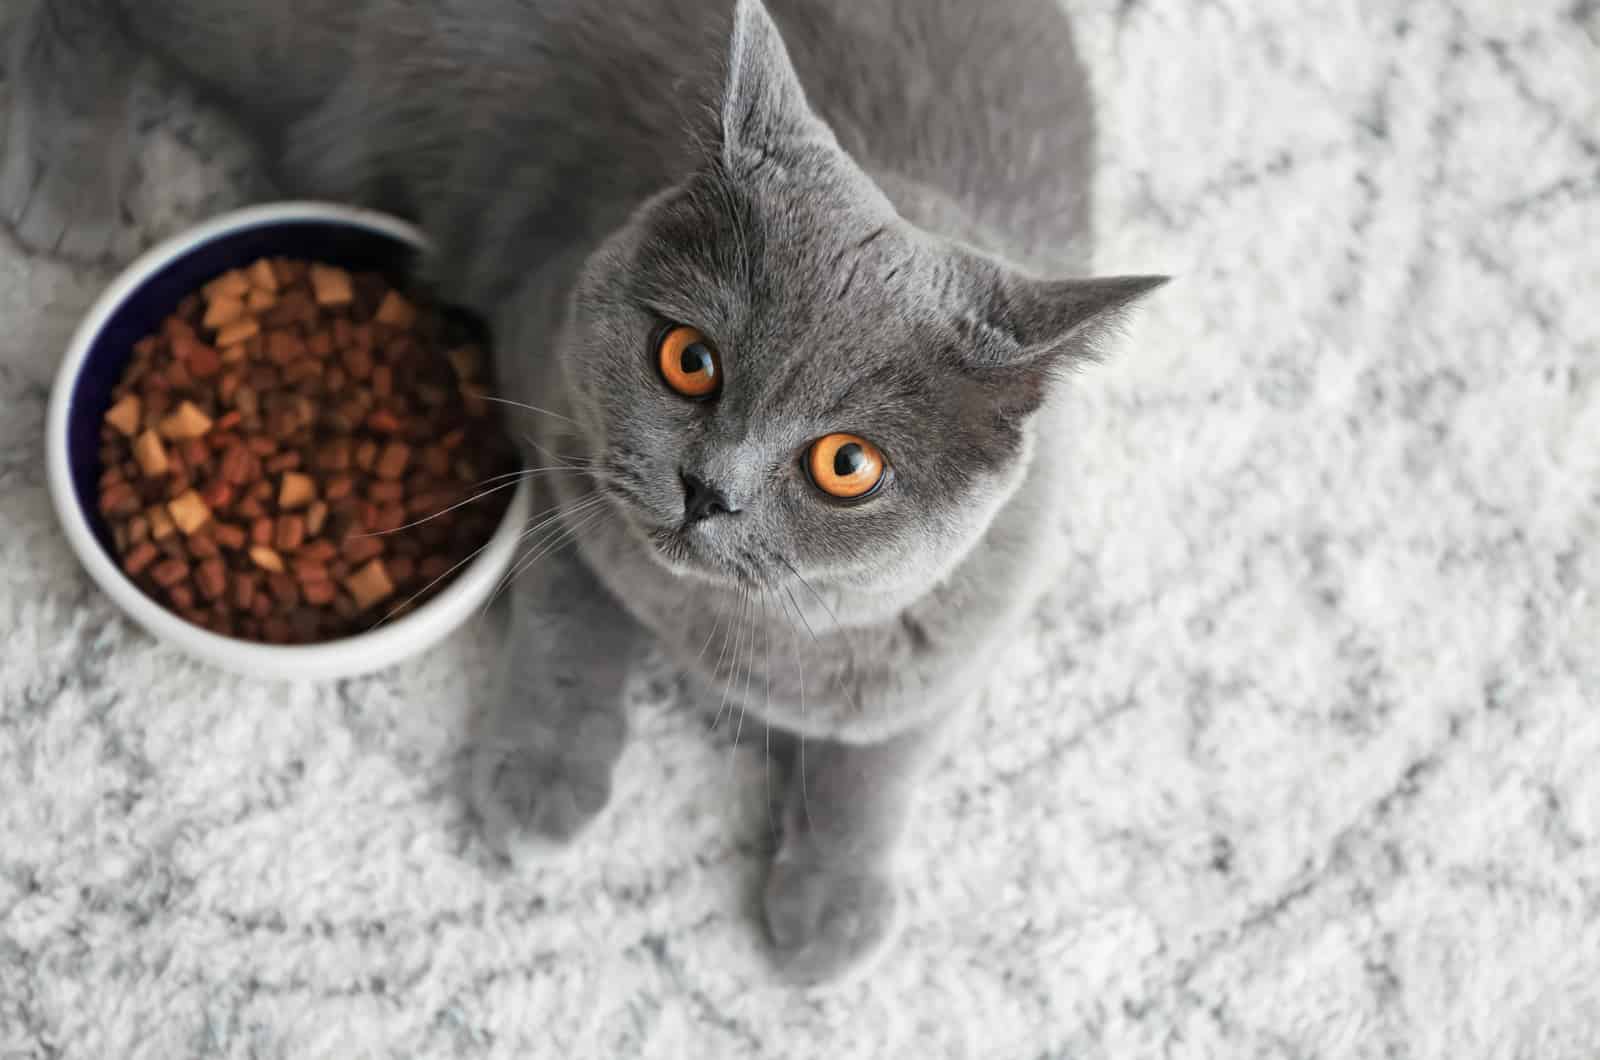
[807,434,887,500]
[657,324,721,399]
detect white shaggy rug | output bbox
[3,2,1598,1057]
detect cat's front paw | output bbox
[1,100,130,262]
[764,853,902,987]
[470,741,614,862]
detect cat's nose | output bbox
[680,470,737,524]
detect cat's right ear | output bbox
[718,0,836,172]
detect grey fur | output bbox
[4,0,1164,984]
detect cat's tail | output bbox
[2,0,142,259]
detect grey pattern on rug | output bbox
[2,1,1597,1057]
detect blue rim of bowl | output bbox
[46,201,532,674]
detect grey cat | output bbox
[5,0,1163,984]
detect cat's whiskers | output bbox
[479,492,609,614]
[774,585,813,831]
[760,586,778,843]
[485,494,613,612]
[724,582,763,792]
[359,464,596,539]
[710,589,750,734]
[476,393,581,426]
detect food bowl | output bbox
[46,201,532,680]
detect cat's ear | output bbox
[719,0,835,171]
[964,271,1169,407]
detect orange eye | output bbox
[657,325,721,399]
[807,434,887,500]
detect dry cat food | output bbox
[96,257,519,643]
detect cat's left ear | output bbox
[719,0,836,172]
[963,271,1169,408]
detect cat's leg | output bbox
[470,549,645,861]
[765,724,940,986]
[1,0,140,260]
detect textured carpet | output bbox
[3,1,1598,1057]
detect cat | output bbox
[4,0,1164,985]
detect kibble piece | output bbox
[151,558,189,588]
[248,259,279,292]
[305,501,329,537]
[249,546,285,573]
[215,318,261,348]
[203,296,246,330]
[158,401,214,441]
[302,579,337,606]
[213,523,247,551]
[375,291,417,328]
[105,395,142,436]
[310,264,354,306]
[246,288,277,312]
[147,504,177,541]
[344,559,396,611]
[100,481,140,516]
[374,441,411,481]
[167,490,212,535]
[124,541,160,576]
[204,269,251,301]
[132,430,169,477]
[278,471,316,510]
[274,515,306,552]
[196,559,228,600]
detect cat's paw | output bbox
[0,102,129,262]
[764,853,902,988]
[470,741,614,862]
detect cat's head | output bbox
[559,0,1161,595]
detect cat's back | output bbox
[770,0,1096,273]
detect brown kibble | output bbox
[374,291,417,328]
[213,523,247,551]
[147,504,176,541]
[188,343,221,379]
[158,401,214,441]
[132,430,169,477]
[167,490,212,535]
[268,573,300,606]
[196,558,228,600]
[104,255,517,641]
[215,317,260,348]
[340,534,384,565]
[124,542,160,576]
[105,395,142,436]
[274,514,306,552]
[249,546,285,573]
[204,270,251,301]
[203,295,246,330]
[151,558,189,588]
[99,481,140,516]
[344,559,395,611]
[305,501,329,537]
[365,409,402,434]
[369,480,405,504]
[375,441,411,481]
[220,443,252,485]
[248,259,279,292]
[200,480,233,511]
[278,471,316,510]
[310,264,354,306]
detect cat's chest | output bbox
[573,514,979,741]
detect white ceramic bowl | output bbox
[46,201,531,680]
